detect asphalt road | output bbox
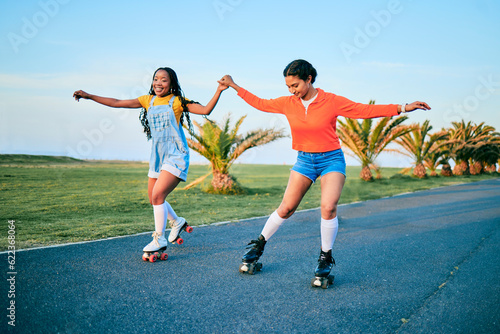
[1,179,499,333]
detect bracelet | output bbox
[401,103,407,113]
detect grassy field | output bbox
[1,154,498,251]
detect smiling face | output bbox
[285,75,313,99]
[153,69,172,97]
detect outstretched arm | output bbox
[187,82,228,115]
[217,75,284,115]
[73,90,142,109]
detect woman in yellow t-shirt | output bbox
[74,67,228,260]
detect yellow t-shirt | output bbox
[138,94,187,125]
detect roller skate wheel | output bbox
[142,254,149,262]
[177,238,184,245]
[186,225,193,233]
[239,264,248,273]
[160,253,168,261]
[248,264,255,275]
[149,254,157,262]
[312,278,322,287]
[321,279,329,289]
[256,263,263,271]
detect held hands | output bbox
[401,101,431,113]
[217,81,229,92]
[218,75,234,87]
[218,75,239,91]
[73,90,90,101]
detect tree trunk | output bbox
[453,161,469,176]
[441,164,452,177]
[360,166,373,181]
[485,164,496,173]
[413,163,427,178]
[211,170,236,193]
[469,161,483,175]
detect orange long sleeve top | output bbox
[237,88,399,153]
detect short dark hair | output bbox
[283,59,317,83]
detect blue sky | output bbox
[1,0,499,167]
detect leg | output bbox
[147,171,182,237]
[148,178,179,221]
[261,171,313,240]
[321,172,345,220]
[320,172,345,220]
[276,170,313,219]
[149,171,182,205]
[150,171,192,244]
[318,171,345,254]
[241,171,312,268]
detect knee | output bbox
[151,192,166,206]
[321,203,338,220]
[277,205,296,219]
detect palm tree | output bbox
[433,128,455,177]
[337,101,413,181]
[184,113,286,194]
[446,121,499,175]
[446,120,476,175]
[423,133,451,176]
[469,123,500,175]
[394,120,448,178]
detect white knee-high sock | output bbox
[261,210,287,241]
[321,217,339,252]
[164,201,178,221]
[153,204,167,235]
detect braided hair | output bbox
[139,67,198,140]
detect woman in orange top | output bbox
[219,59,430,286]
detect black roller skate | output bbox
[311,249,335,289]
[239,234,266,275]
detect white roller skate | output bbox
[142,232,168,262]
[168,217,193,244]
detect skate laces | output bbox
[169,217,184,229]
[246,236,266,251]
[318,250,335,266]
[150,232,161,246]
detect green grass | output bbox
[1,154,498,250]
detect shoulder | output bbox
[137,95,153,108]
[174,95,190,104]
[172,95,186,114]
[316,88,336,100]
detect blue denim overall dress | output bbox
[146,95,189,181]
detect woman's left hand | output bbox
[217,81,229,92]
[404,101,431,112]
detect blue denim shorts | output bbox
[291,149,346,183]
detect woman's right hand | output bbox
[218,75,240,92]
[73,90,90,101]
